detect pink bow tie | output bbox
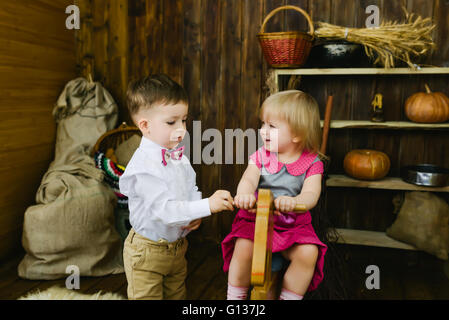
[161,146,185,166]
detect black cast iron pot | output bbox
[401,164,449,187]
[306,40,370,68]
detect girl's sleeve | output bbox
[305,160,324,179]
[249,149,262,169]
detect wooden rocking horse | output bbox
[250,189,307,299]
[250,96,333,300]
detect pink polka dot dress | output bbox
[221,146,327,292]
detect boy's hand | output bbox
[181,218,202,231]
[234,194,256,212]
[209,190,234,213]
[274,196,297,215]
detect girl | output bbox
[222,90,327,300]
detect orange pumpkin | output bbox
[344,149,390,181]
[405,84,449,123]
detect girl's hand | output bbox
[181,218,202,231]
[274,196,297,214]
[234,194,256,212]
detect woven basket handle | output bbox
[260,5,314,36]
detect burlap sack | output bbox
[18,153,124,279]
[18,78,123,279]
[52,77,118,165]
[115,134,141,166]
[386,191,449,260]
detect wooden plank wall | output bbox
[0,0,76,261]
[75,0,449,243]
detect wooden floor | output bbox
[1,237,448,300]
[0,237,226,300]
[332,244,449,300]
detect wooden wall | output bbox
[0,1,77,261]
[75,0,449,243]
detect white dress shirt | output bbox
[119,136,211,242]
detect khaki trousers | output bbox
[123,228,188,300]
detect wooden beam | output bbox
[331,228,418,250]
[275,67,449,76]
[320,120,449,130]
[326,174,449,193]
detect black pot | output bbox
[305,40,370,68]
[401,164,449,187]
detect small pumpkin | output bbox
[405,84,449,123]
[344,149,390,181]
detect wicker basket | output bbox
[92,122,140,242]
[257,5,315,68]
[92,122,141,156]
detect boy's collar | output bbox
[139,137,168,165]
[140,136,165,151]
[139,136,181,154]
[139,136,186,167]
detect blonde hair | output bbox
[260,90,322,155]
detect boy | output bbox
[120,74,233,300]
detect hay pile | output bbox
[314,8,436,68]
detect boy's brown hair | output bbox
[126,74,188,124]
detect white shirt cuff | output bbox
[187,198,211,220]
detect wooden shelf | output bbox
[320,120,449,130]
[276,67,449,251]
[274,67,449,76]
[330,228,418,250]
[326,174,449,193]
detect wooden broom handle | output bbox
[260,5,314,36]
[320,95,334,155]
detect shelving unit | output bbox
[326,174,449,193]
[331,229,417,250]
[275,67,449,251]
[273,67,449,90]
[327,175,447,253]
[320,120,449,130]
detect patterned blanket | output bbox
[94,151,128,208]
